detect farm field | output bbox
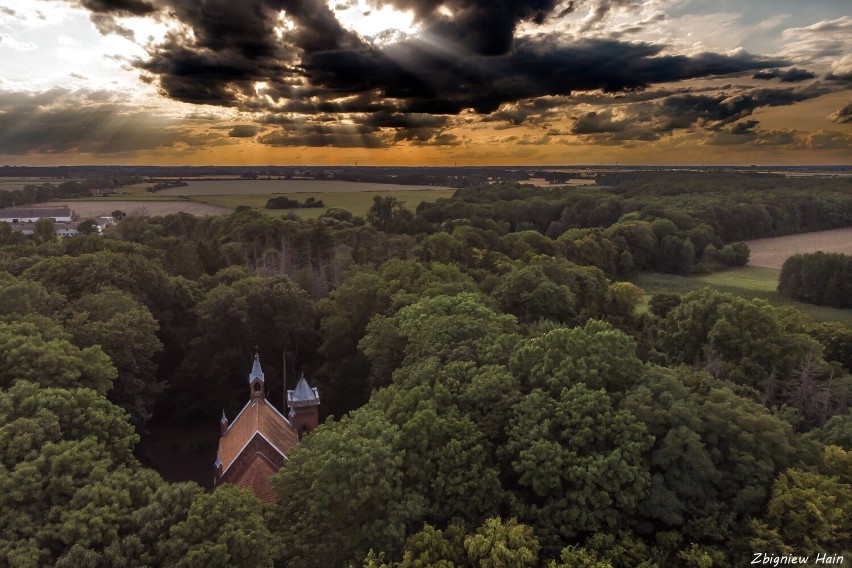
[745,227,852,269]
[58,178,456,219]
[60,200,231,218]
[0,177,74,191]
[158,179,452,195]
[195,189,455,219]
[634,267,852,327]
[523,178,597,187]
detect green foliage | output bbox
[0,381,138,468]
[66,290,164,426]
[711,242,749,267]
[397,523,466,567]
[779,252,852,308]
[265,196,325,209]
[509,320,643,396]
[0,319,116,393]
[165,485,273,568]
[0,382,145,565]
[361,292,518,389]
[504,384,652,554]
[0,272,66,317]
[464,517,540,568]
[76,219,98,235]
[180,274,316,413]
[809,411,852,449]
[368,195,414,232]
[549,545,614,568]
[272,409,412,567]
[492,256,611,325]
[23,250,169,304]
[372,383,503,525]
[623,367,798,539]
[493,260,576,323]
[33,217,56,243]
[807,321,852,371]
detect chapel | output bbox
[213,353,320,502]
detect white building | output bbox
[0,206,73,223]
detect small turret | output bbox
[220,409,228,435]
[287,373,320,439]
[248,352,265,400]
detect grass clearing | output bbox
[633,266,852,327]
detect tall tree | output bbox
[65,290,164,427]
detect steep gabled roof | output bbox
[233,453,280,503]
[216,398,298,475]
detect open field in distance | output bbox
[522,178,597,187]
[0,178,76,192]
[195,189,455,219]
[60,200,231,218]
[159,179,452,196]
[746,227,852,269]
[52,179,460,219]
[634,267,852,327]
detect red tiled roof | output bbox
[217,398,299,475]
[233,453,279,503]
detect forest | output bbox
[0,171,850,567]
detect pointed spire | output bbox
[220,409,229,435]
[287,372,320,407]
[248,350,264,383]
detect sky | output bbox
[0,0,850,166]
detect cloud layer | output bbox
[0,0,849,157]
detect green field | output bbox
[159,179,452,195]
[167,189,454,219]
[62,182,455,219]
[633,266,852,327]
[0,177,77,191]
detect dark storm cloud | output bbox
[729,119,760,135]
[0,88,206,155]
[257,124,390,148]
[90,14,135,40]
[706,122,797,146]
[656,85,828,130]
[67,0,837,149]
[566,84,830,143]
[228,125,261,137]
[792,130,852,151]
[79,0,157,15]
[300,36,787,116]
[126,0,785,119]
[571,109,629,134]
[829,103,852,124]
[752,67,816,82]
[372,0,565,55]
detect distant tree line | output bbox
[147,179,188,192]
[779,252,852,308]
[0,176,142,209]
[265,196,325,209]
